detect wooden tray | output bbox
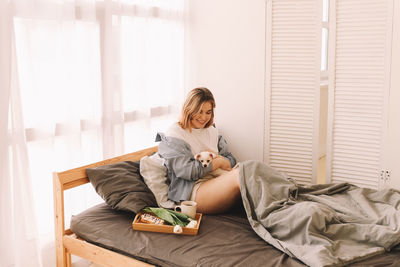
[132,212,202,235]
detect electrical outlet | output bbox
[381,170,391,182]
[385,170,391,182]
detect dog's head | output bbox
[195,151,216,168]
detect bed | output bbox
[53,146,400,267]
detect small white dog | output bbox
[195,151,227,178]
[195,151,216,168]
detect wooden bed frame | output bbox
[53,146,158,267]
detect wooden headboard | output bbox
[53,146,158,267]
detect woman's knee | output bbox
[195,169,241,214]
[222,168,240,197]
[229,168,240,189]
[225,168,241,204]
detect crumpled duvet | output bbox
[238,160,400,267]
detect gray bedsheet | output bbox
[239,160,400,267]
[70,203,305,267]
[71,203,400,267]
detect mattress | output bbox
[70,203,400,267]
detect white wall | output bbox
[185,0,266,162]
[185,1,400,189]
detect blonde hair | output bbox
[178,87,216,131]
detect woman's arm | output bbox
[212,156,232,171]
[157,133,212,181]
[165,152,213,180]
[217,135,237,167]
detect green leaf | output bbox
[142,207,176,225]
[169,213,187,227]
[142,207,190,226]
[168,210,191,222]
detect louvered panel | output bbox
[333,175,378,188]
[332,159,378,171]
[265,0,321,185]
[326,0,392,189]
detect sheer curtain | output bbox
[0,0,185,266]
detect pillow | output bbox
[140,153,176,209]
[86,161,157,214]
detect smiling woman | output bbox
[178,87,215,131]
[190,101,213,129]
[157,87,240,214]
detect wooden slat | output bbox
[53,146,158,267]
[53,172,71,267]
[63,178,90,190]
[57,146,158,187]
[63,234,154,267]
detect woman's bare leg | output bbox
[195,168,240,214]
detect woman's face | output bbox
[191,101,213,129]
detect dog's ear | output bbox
[209,153,214,159]
[195,154,201,159]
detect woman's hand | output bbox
[212,156,232,171]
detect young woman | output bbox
[156,87,241,214]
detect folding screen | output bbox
[264,0,322,184]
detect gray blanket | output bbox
[239,160,400,267]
